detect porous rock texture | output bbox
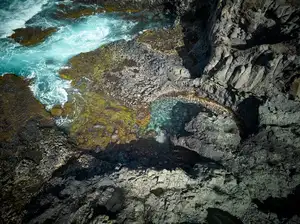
[1,0,300,223]
[0,75,77,223]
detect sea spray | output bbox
[0,3,172,107]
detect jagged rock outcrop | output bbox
[200,0,300,98]
[22,139,250,224]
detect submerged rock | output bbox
[9,27,57,46]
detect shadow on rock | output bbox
[237,96,262,137]
[207,208,244,224]
[253,184,300,220]
[52,138,222,181]
[23,138,222,223]
[233,9,299,50]
[174,0,220,78]
[169,101,211,137]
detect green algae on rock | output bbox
[59,44,136,89]
[58,41,152,149]
[55,3,140,20]
[74,0,158,11]
[9,27,57,46]
[137,23,184,54]
[65,92,150,149]
[55,4,104,19]
[0,74,53,142]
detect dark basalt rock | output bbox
[0,74,53,142]
[0,75,76,223]
[9,27,57,46]
[207,208,244,224]
[1,0,300,223]
[253,184,300,220]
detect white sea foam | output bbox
[0,0,49,38]
[0,3,171,107]
[0,14,138,107]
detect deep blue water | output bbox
[0,0,171,108]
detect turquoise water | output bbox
[148,98,202,136]
[0,0,171,108]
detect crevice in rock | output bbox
[206,208,244,224]
[253,184,300,220]
[54,139,221,181]
[173,0,220,78]
[233,8,299,50]
[237,96,263,137]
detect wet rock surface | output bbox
[54,3,141,20]
[9,27,57,46]
[0,74,53,141]
[1,0,300,223]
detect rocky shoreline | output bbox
[1,0,300,223]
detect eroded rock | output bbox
[201,0,300,97]
[1,0,300,223]
[22,139,250,224]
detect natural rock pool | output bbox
[0,0,172,107]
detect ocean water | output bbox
[0,0,171,108]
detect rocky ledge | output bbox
[1,0,300,223]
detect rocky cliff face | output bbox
[1,0,300,223]
[201,0,299,98]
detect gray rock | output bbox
[1,0,300,223]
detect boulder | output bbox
[9,27,57,46]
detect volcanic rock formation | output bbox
[1,0,300,223]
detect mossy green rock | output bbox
[58,26,187,149]
[10,27,57,46]
[58,41,151,149]
[0,74,53,141]
[137,24,184,54]
[66,92,150,149]
[55,3,140,20]
[59,44,136,90]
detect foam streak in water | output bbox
[0,1,171,107]
[0,14,140,107]
[0,0,49,38]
